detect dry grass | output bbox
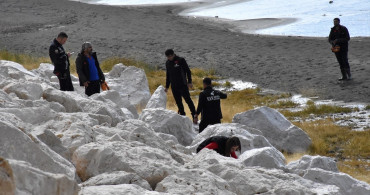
[0,49,50,70]
[282,103,353,118]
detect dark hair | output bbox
[57,32,68,38]
[203,77,212,86]
[334,18,340,22]
[224,137,241,157]
[165,49,174,56]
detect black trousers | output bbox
[199,119,221,133]
[85,80,100,96]
[334,49,351,78]
[58,73,74,91]
[171,86,196,116]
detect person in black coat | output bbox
[75,42,105,96]
[48,32,74,91]
[194,78,227,133]
[196,136,241,159]
[164,49,196,118]
[328,18,351,81]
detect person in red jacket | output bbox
[196,136,241,159]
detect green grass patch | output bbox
[365,105,370,110]
[269,100,299,109]
[282,103,353,118]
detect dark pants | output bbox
[199,118,221,133]
[85,80,100,96]
[334,49,351,79]
[171,86,196,116]
[58,73,74,91]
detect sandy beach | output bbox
[1,0,369,103]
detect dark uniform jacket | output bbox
[165,56,192,89]
[196,136,229,154]
[75,52,105,86]
[196,86,227,121]
[49,39,70,75]
[328,25,350,50]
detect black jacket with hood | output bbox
[49,39,70,75]
[196,86,227,121]
[165,56,192,89]
[196,136,229,155]
[328,25,350,50]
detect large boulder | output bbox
[79,184,165,195]
[189,123,272,154]
[0,105,57,125]
[145,85,167,109]
[287,155,338,176]
[239,147,286,170]
[5,158,79,195]
[3,81,43,100]
[233,106,312,153]
[0,60,36,80]
[43,88,83,112]
[32,129,71,160]
[139,108,195,146]
[31,63,55,81]
[72,141,180,188]
[107,64,151,108]
[81,171,151,190]
[303,168,370,195]
[0,120,77,180]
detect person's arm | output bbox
[204,142,218,150]
[76,56,88,86]
[165,63,170,90]
[219,91,227,99]
[182,58,192,84]
[230,151,238,159]
[196,92,205,115]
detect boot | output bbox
[338,69,347,81]
[346,68,352,80]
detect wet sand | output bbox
[1,0,369,103]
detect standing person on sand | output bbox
[76,42,105,96]
[328,18,351,81]
[164,49,196,120]
[194,78,227,133]
[49,32,74,91]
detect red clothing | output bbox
[204,142,238,159]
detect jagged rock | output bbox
[31,63,54,81]
[15,99,66,112]
[145,85,167,109]
[107,64,151,108]
[0,89,21,108]
[0,105,57,125]
[3,82,43,100]
[303,168,370,195]
[288,155,338,176]
[239,147,286,170]
[72,141,180,188]
[32,129,71,160]
[81,171,151,190]
[0,60,36,80]
[43,88,83,112]
[233,106,312,153]
[79,184,165,195]
[189,123,272,153]
[0,120,76,180]
[139,108,195,146]
[91,90,138,119]
[6,159,79,195]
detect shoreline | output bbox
[0,0,370,103]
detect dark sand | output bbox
[1,0,369,103]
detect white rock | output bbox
[108,63,127,78]
[0,89,21,108]
[189,123,272,154]
[79,184,165,195]
[32,129,71,160]
[81,171,151,190]
[303,168,370,195]
[72,141,180,188]
[3,81,43,100]
[6,159,79,195]
[239,147,286,170]
[233,106,312,153]
[139,108,195,146]
[0,120,76,180]
[288,155,338,176]
[107,64,151,108]
[43,88,83,112]
[31,63,54,81]
[0,105,57,125]
[0,60,36,80]
[145,85,167,109]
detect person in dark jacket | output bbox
[75,42,105,96]
[196,136,241,159]
[328,18,351,81]
[194,78,227,133]
[164,49,196,118]
[49,32,74,91]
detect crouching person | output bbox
[196,136,241,159]
[76,42,105,96]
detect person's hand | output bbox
[83,81,89,87]
[193,114,198,124]
[187,83,193,90]
[164,88,168,93]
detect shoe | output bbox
[338,77,347,81]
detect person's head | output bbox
[165,49,175,61]
[333,18,340,26]
[224,137,241,156]
[81,42,93,56]
[56,32,68,45]
[203,77,212,89]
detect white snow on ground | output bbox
[215,79,257,91]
